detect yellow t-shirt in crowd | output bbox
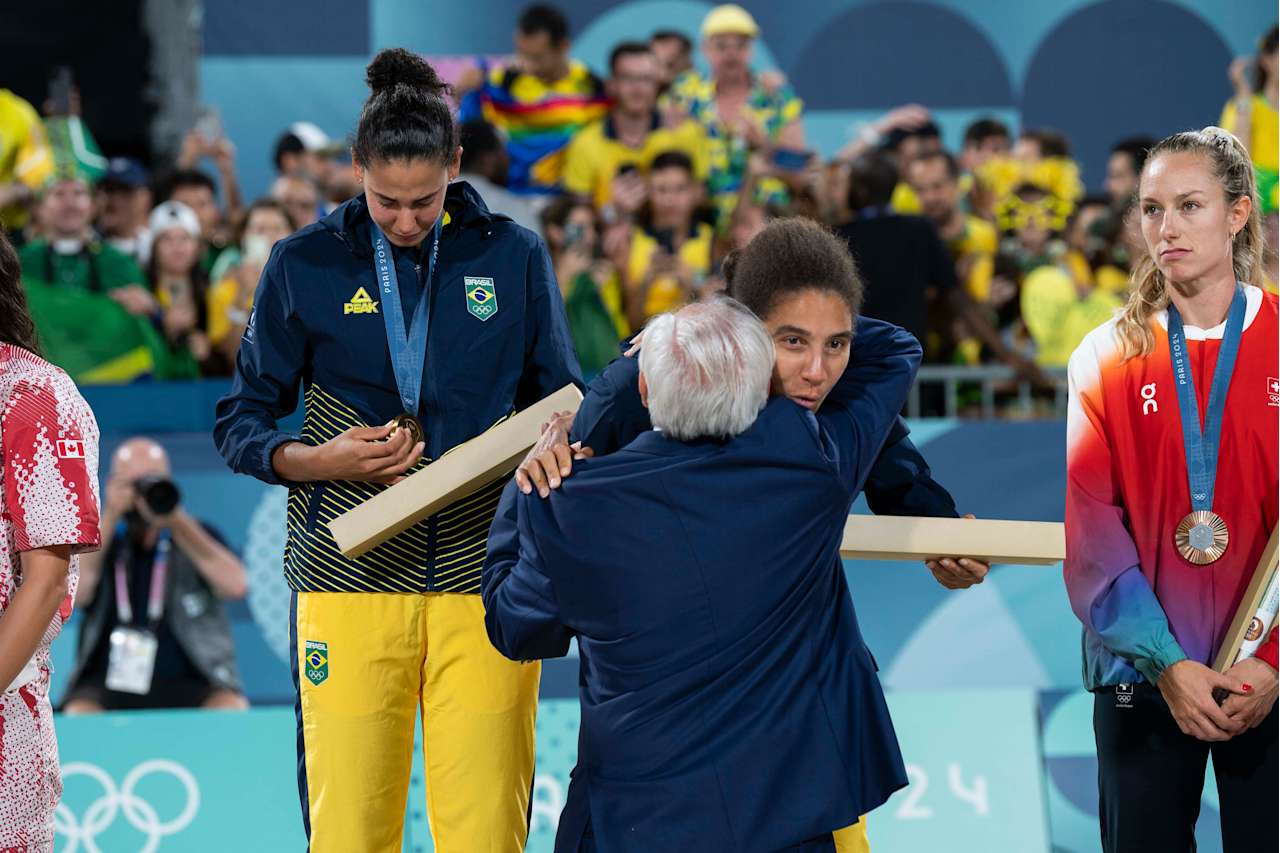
[206,276,245,347]
[594,270,630,340]
[889,182,920,214]
[0,89,53,230]
[1220,93,1278,212]
[1020,265,1122,367]
[627,222,714,319]
[561,113,708,209]
[944,215,998,301]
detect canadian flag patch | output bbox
[56,439,85,459]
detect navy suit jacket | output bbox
[483,322,921,852]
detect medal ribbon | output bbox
[372,216,442,417]
[1166,284,1246,514]
[113,526,171,627]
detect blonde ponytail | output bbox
[1115,126,1264,360]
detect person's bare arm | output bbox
[167,511,248,600]
[0,546,71,691]
[949,289,1053,387]
[1228,58,1255,158]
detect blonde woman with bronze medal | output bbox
[1064,127,1278,853]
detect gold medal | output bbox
[1174,510,1229,565]
[389,414,424,446]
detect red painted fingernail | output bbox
[1241,683,1253,692]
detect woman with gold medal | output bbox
[1064,127,1277,852]
[214,49,581,852]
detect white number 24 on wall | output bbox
[894,763,989,820]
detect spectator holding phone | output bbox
[208,198,297,363]
[1221,25,1278,214]
[562,42,706,212]
[541,197,628,376]
[147,201,218,377]
[623,150,713,329]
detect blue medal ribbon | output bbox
[1166,284,1246,514]
[371,216,442,417]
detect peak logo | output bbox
[344,287,379,315]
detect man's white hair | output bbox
[638,298,775,441]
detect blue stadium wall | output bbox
[200,0,1275,200]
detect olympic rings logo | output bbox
[54,760,200,853]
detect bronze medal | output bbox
[1174,510,1229,565]
[391,414,424,446]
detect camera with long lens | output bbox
[133,475,180,516]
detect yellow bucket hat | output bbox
[702,4,760,39]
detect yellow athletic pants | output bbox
[834,815,870,851]
[291,591,540,853]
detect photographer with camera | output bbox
[63,437,248,713]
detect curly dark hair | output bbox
[723,217,863,323]
[0,229,40,355]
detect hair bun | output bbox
[1201,125,1240,150]
[366,48,448,98]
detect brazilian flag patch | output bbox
[465,277,498,321]
[304,640,329,686]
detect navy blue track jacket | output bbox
[214,182,582,593]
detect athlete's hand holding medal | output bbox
[305,422,425,486]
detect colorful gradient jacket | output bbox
[1065,286,1278,690]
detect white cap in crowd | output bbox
[148,200,202,241]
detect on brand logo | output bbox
[1140,383,1158,415]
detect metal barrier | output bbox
[907,366,1070,420]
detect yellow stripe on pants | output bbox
[295,591,540,853]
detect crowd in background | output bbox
[1,4,1276,407]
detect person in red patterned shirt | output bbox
[0,228,101,851]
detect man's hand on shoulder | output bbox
[515,410,593,497]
